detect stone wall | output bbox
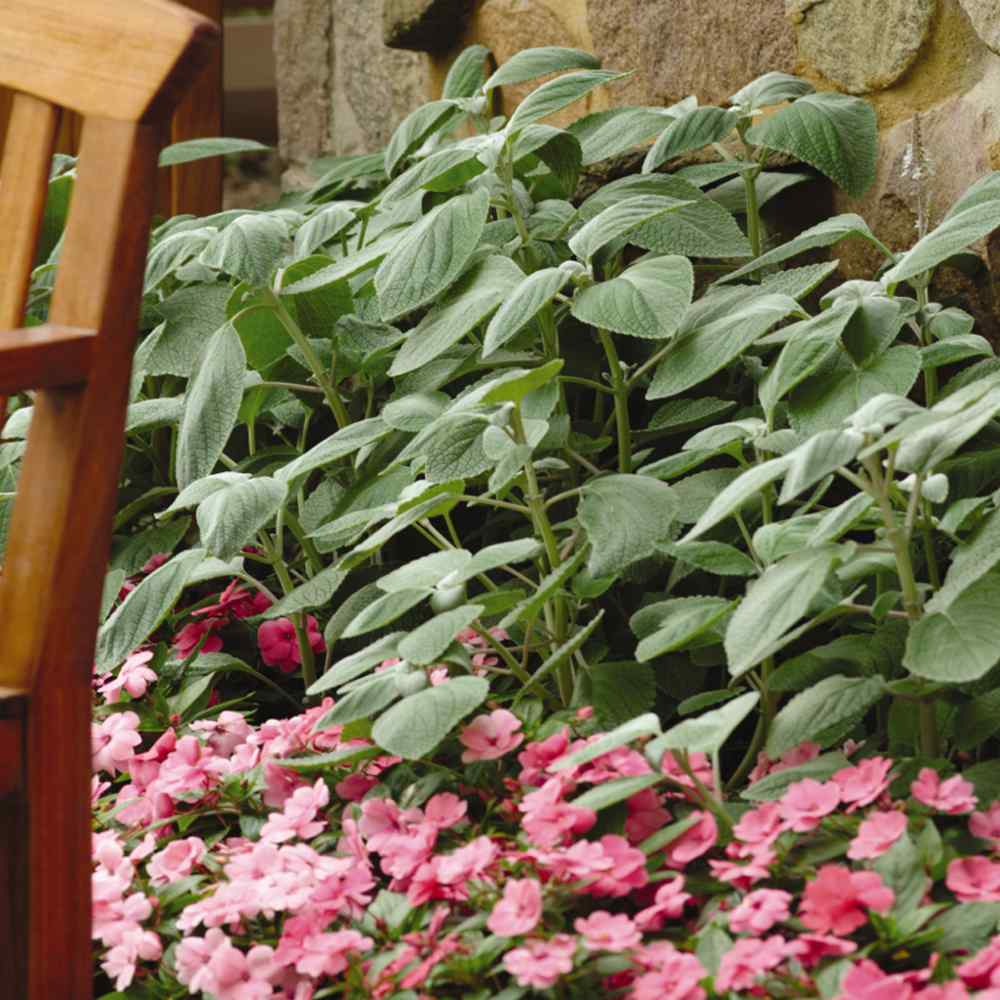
[276,0,1000,289]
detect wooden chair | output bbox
[0,3,218,997]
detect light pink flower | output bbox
[661,750,715,794]
[459,709,524,762]
[799,864,895,934]
[424,792,467,829]
[715,935,787,993]
[848,810,908,860]
[147,837,205,886]
[779,778,841,832]
[631,942,707,1000]
[833,757,893,812]
[190,711,252,757]
[487,878,542,937]
[664,810,717,868]
[946,856,1000,902]
[635,876,692,930]
[503,934,576,989]
[273,922,373,978]
[520,776,596,848]
[99,650,157,704]
[259,778,330,843]
[92,711,142,774]
[970,802,1000,847]
[728,888,792,934]
[911,768,977,814]
[574,911,641,951]
[733,801,784,847]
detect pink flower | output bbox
[259,778,329,843]
[424,792,467,829]
[715,935,787,993]
[833,757,893,812]
[585,835,649,897]
[176,928,277,1000]
[487,878,542,937]
[836,959,915,1000]
[848,809,908,860]
[518,728,570,785]
[799,864,895,934]
[970,802,1000,847]
[190,711,252,757]
[635,876,692,931]
[664,810,717,869]
[661,750,715,794]
[729,888,792,934]
[779,778,841,832]
[147,837,205,886]
[733,801,784,847]
[92,711,142,774]
[257,616,324,673]
[574,911,641,951]
[459,709,524,763]
[100,926,162,990]
[194,579,272,620]
[958,936,1000,988]
[99,650,157,704]
[503,934,577,989]
[520,776,596,848]
[785,933,857,968]
[911,768,977,814]
[273,923,373,978]
[631,942,707,1000]
[946,856,1000,902]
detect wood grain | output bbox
[0,325,95,396]
[0,0,218,123]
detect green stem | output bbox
[597,328,632,473]
[742,167,763,260]
[267,289,350,428]
[283,509,324,576]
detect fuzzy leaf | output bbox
[642,107,742,173]
[198,214,288,287]
[483,267,569,356]
[508,70,627,133]
[569,195,691,263]
[485,46,601,90]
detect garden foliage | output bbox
[10,43,1000,998]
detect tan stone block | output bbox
[959,0,1000,54]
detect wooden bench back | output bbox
[0,4,217,997]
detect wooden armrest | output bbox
[0,324,96,395]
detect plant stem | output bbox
[742,167,763,259]
[597,328,632,473]
[267,289,350,428]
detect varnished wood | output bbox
[0,324,96,396]
[0,1,218,123]
[168,0,225,217]
[0,5,218,998]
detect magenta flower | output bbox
[728,887,792,934]
[487,878,543,937]
[503,934,577,989]
[848,809,908,860]
[574,911,641,951]
[459,708,524,762]
[172,617,225,659]
[799,864,895,934]
[946,856,1000,903]
[257,615,324,673]
[779,778,841,832]
[911,768,978,814]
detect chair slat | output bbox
[0,324,95,395]
[0,93,57,328]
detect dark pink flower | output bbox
[664,810,717,869]
[635,876,692,930]
[257,615,324,673]
[799,865,894,934]
[173,617,224,659]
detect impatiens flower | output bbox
[835,958,915,1000]
[728,888,792,934]
[911,768,977,814]
[503,934,577,989]
[574,911,641,951]
[848,809,908,860]
[147,837,205,886]
[958,936,1000,988]
[714,935,787,993]
[257,615,324,673]
[635,876,692,930]
[946,856,1000,902]
[779,778,841,832]
[799,864,894,934]
[459,709,524,762]
[833,756,894,811]
[585,835,649,897]
[733,801,784,847]
[172,617,224,659]
[664,810,717,868]
[91,711,142,774]
[785,933,857,968]
[487,878,543,937]
[259,778,330,843]
[631,942,707,1000]
[99,650,157,704]
[176,928,277,1000]
[970,802,1000,847]
[273,924,373,978]
[517,727,570,785]
[520,776,596,848]
[424,792,468,829]
[661,750,715,794]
